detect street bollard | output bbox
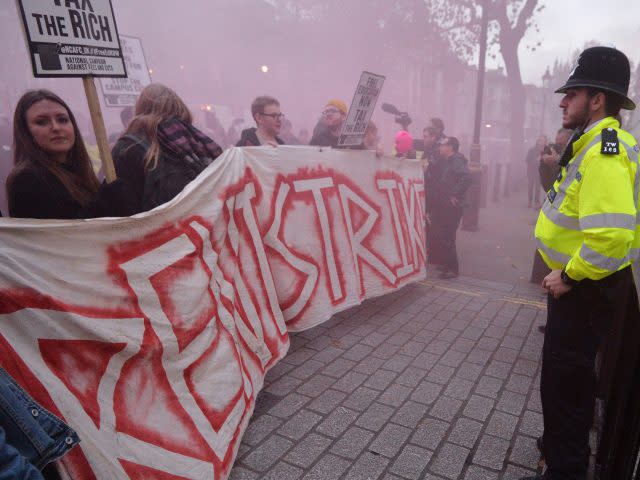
[492,163,502,202]
[461,162,487,231]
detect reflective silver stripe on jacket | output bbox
[537,239,571,265]
[580,213,636,230]
[579,244,630,271]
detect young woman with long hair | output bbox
[112,83,222,214]
[6,89,128,219]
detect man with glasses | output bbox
[309,99,347,147]
[237,96,285,147]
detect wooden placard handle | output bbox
[82,77,117,183]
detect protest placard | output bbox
[337,71,385,147]
[16,0,125,78]
[100,35,150,107]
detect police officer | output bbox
[526,46,640,480]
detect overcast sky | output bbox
[517,0,640,86]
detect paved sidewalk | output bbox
[231,274,548,480]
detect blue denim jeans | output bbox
[0,368,79,479]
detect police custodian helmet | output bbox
[555,46,636,111]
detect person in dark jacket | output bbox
[427,136,472,279]
[525,135,547,208]
[6,90,129,220]
[236,96,284,147]
[309,99,347,147]
[112,84,222,215]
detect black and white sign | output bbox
[100,35,150,106]
[337,71,385,147]
[17,0,126,78]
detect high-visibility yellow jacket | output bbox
[535,116,640,281]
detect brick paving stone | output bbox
[461,326,485,341]
[286,348,318,366]
[430,395,463,421]
[485,411,519,440]
[466,348,493,366]
[463,466,499,480]
[464,395,495,422]
[269,393,312,419]
[519,410,544,437]
[322,358,358,378]
[361,332,389,347]
[475,376,503,399]
[330,426,374,459]
[425,319,448,333]
[411,381,443,405]
[513,359,539,377]
[502,464,537,480]
[242,434,293,472]
[483,325,507,339]
[448,417,483,448]
[456,362,484,381]
[389,445,432,479]
[399,340,426,357]
[307,389,347,415]
[383,354,414,372]
[303,335,334,352]
[242,415,283,446]
[501,335,525,350]
[278,409,323,440]
[365,369,398,390]
[411,417,450,449]
[430,442,470,479]
[303,454,351,480]
[527,391,543,413]
[265,375,304,396]
[229,466,259,480]
[387,331,414,345]
[369,423,413,457]
[261,462,303,480]
[485,360,512,380]
[290,360,326,380]
[372,342,402,359]
[509,435,540,469]
[497,391,527,416]
[444,377,474,400]
[355,402,395,431]
[379,383,413,407]
[297,375,336,397]
[437,328,460,343]
[412,351,441,369]
[285,433,333,468]
[476,337,500,352]
[505,373,533,395]
[331,333,362,350]
[343,386,380,411]
[472,434,510,470]
[493,347,519,363]
[344,451,390,480]
[519,345,542,362]
[392,400,429,428]
[312,346,346,364]
[264,361,296,384]
[426,340,452,355]
[426,364,456,385]
[332,371,368,393]
[343,343,374,362]
[316,406,358,437]
[396,366,427,387]
[440,349,467,368]
[354,356,386,375]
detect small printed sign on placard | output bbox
[100,35,151,106]
[16,0,126,78]
[337,71,385,147]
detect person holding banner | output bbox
[112,84,223,214]
[6,90,129,220]
[309,99,347,147]
[236,96,285,147]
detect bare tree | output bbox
[429,0,544,163]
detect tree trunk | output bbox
[500,33,526,178]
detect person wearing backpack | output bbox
[112,84,223,215]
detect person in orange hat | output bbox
[309,99,347,147]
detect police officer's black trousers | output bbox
[430,206,462,274]
[541,267,637,480]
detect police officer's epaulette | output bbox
[601,127,619,155]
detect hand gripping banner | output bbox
[0,146,426,479]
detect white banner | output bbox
[0,146,426,479]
